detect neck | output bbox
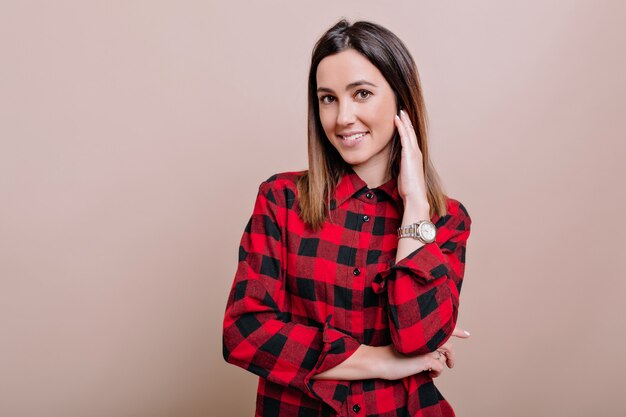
[351,160,390,189]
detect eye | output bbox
[319,95,335,104]
[356,89,372,100]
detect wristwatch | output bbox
[397,220,437,244]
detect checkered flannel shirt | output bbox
[223,167,472,417]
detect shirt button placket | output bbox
[351,201,370,417]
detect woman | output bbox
[223,18,473,417]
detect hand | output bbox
[394,109,428,206]
[379,325,471,380]
[378,345,444,380]
[427,325,471,378]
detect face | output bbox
[316,48,398,176]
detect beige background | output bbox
[1,1,625,416]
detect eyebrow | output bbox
[316,80,378,94]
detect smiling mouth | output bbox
[339,132,368,140]
[338,132,368,147]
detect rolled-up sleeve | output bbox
[372,201,472,356]
[222,180,360,414]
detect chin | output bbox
[336,150,368,166]
[339,156,367,166]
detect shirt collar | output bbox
[333,166,402,209]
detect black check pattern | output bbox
[223,167,472,416]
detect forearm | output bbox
[383,199,470,355]
[311,344,382,380]
[311,343,441,382]
[396,199,430,262]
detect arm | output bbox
[395,201,431,263]
[222,180,360,414]
[311,344,382,380]
[372,199,472,356]
[311,342,454,381]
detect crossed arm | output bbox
[313,199,473,381]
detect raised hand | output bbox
[394,109,428,207]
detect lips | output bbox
[339,131,367,140]
[338,132,368,148]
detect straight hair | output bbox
[297,19,449,230]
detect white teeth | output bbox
[341,132,367,140]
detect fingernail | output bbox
[464,330,471,336]
[400,110,405,117]
[395,114,400,120]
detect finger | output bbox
[429,351,445,369]
[394,113,410,150]
[426,358,444,377]
[437,341,455,368]
[439,347,455,369]
[398,109,416,151]
[429,369,442,378]
[427,357,444,374]
[400,109,414,132]
[400,109,419,152]
[452,326,471,339]
[436,349,447,366]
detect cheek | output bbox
[374,118,397,145]
[371,114,395,137]
[318,109,335,134]
[367,106,393,130]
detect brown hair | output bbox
[297,18,449,230]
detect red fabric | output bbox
[223,168,472,417]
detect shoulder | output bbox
[257,170,307,210]
[261,170,306,189]
[446,197,470,220]
[436,196,472,232]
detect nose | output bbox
[337,100,357,126]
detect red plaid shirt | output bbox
[223,167,472,417]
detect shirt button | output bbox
[363,215,370,222]
[365,192,374,199]
[353,268,361,276]
[353,404,361,413]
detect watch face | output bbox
[419,222,437,242]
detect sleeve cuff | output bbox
[372,242,448,294]
[303,316,361,414]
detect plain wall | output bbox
[1,1,625,416]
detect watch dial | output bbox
[421,223,436,241]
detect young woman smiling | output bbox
[223,19,473,417]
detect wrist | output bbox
[401,200,430,224]
[403,195,429,209]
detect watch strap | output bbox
[397,220,435,243]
